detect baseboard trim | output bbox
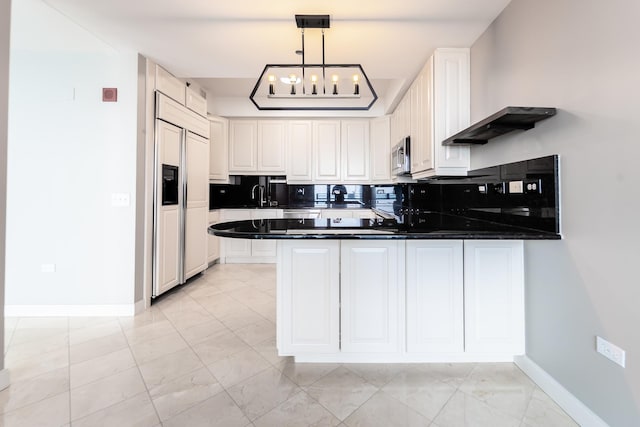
[5,304,138,317]
[515,355,609,427]
[0,369,9,391]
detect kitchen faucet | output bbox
[251,184,266,207]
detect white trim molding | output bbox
[515,355,609,427]
[5,304,139,317]
[0,369,10,391]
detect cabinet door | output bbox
[432,48,470,174]
[341,241,402,353]
[370,116,391,183]
[184,132,210,280]
[313,121,341,181]
[209,116,228,182]
[257,121,287,173]
[406,241,463,353]
[207,210,220,264]
[156,65,185,105]
[341,120,370,182]
[464,240,524,355]
[220,210,252,259]
[154,121,182,296]
[278,241,340,355]
[186,86,207,117]
[250,209,280,258]
[229,120,257,173]
[287,121,313,182]
[411,62,434,174]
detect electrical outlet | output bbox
[525,179,542,194]
[508,181,524,194]
[596,336,626,368]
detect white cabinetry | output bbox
[207,210,221,264]
[257,121,287,173]
[220,209,282,263]
[411,48,470,178]
[370,116,391,182]
[287,121,313,182]
[186,86,207,117]
[313,120,341,181]
[228,120,257,173]
[278,241,340,355]
[209,116,228,182]
[406,241,464,353]
[391,92,411,144]
[340,241,402,354]
[341,120,370,182]
[464,240,524,356]
[319,209,377,219]
[183,132,210,280]
[228,120,287,174]
[156,65,185,105]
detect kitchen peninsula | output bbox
[209,155,561,363]
[210,216,559,364]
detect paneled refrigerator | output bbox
[153,93,210,297]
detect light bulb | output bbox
[353,74,360,95]
[332,75,339,95]
[311,75,318,95]
[268,75,275,95]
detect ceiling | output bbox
[40,0,512,115]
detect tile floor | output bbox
[1,263,579,426]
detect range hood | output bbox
[442,106,556,146]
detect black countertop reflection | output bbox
[209,212,561,240]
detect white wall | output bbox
[6,0,139,312]
[470,0,640,425]
[0,0,12,372]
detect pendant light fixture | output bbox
[249,14,378,111]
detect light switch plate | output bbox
[596,336,626,368]
[111,193,130,207]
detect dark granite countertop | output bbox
[208,212,561,240]
[210,202,372,211]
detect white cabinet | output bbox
[219,209,282,263]
[391,92,411,144]
[313,120,341,181]
[406,241,464,353]
[411,48,470,178]
[228,120,287,174]
[228,120,258,173]
[287,121,313,182]
[186,86,207,117]
[319,209,377,219]
[341,120,370,182]
[209,116,228,183]
[184,132,210,280]
[257,121,287,173]
[278,241,340,355]
[341,241,403,354]
[464,241,524,355]
[156,65,185,105]
[207,210,221,264]
[370,116,391,183]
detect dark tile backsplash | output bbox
[406,155,559,233]
[209,155,559,234]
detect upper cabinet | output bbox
[287,121,313,183]
[341,120,370,182]
[209,116,229,183]
[413,48,470,178]
[313,120,342,182]
[229,120,286,174]
[156,65,185,105]
[257,121,287,173]
[186,86,207,117]
[369,116,391,183]
[391,48,470,179]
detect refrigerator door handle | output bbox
[179,128,187,284]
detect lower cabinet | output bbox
[278,241,340,355]
[463,240,525,355]
[207,210,221,264]
[406,240,464,353]
[340,241,403,353]
[220,209,282,263]
[277,239,525,362]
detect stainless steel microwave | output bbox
[391,136,411,176]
